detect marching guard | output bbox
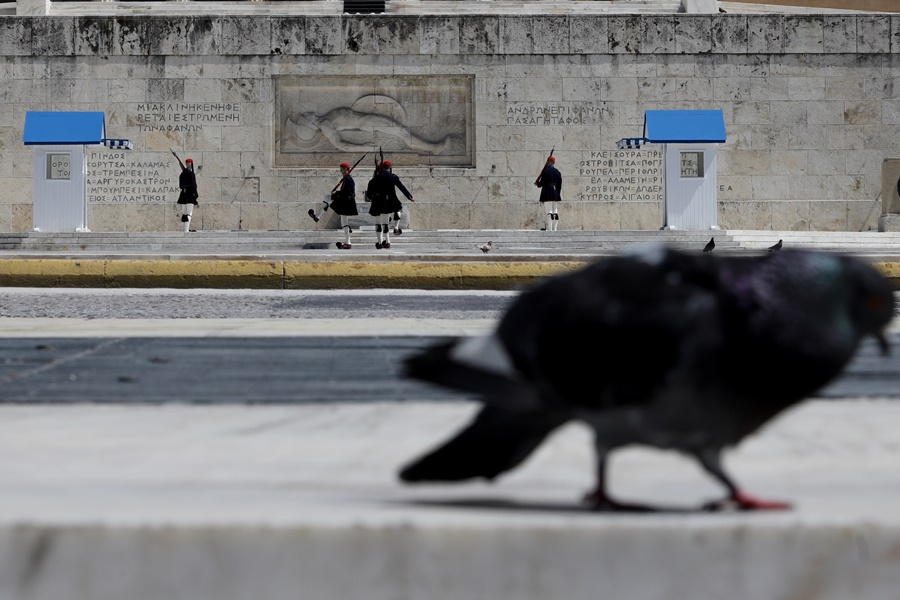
[309,160,361,249]
[367,160,414,249]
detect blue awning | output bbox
[643,109,726,144]
[23,111,133,149]
[24,111,106,145]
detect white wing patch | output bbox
[451,333,517,378]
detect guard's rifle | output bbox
[534,147,555,185]
[170,148,186,171]
[380,146,385,170]
[331,152,368,194]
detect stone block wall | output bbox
[1,14,899,232]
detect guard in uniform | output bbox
[175,157,199,232]
[367,160,414,249]
[536,156,562,231]
[310,162,359,249]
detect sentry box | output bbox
[618,110,726,230]
[23,111,132,232]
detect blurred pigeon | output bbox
[768,239,783,252]
[399,246,894,511]
[702,237,715,253]
[479,241,493,254]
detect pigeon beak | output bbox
[875,331,891,356]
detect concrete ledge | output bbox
[2,522,898,600]
[1,400,899,600]
[0,259,898,290]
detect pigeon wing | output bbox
[496,247,727,411]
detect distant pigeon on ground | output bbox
[479,241,493,254]
[702,237,715,253]
[768,239,783,252]
[399,246,894,511]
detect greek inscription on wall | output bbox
[274,75,474,168]
[579,150,663,202]
[87,152,178,203]
[507,103,613,126]
[129,102,242,132]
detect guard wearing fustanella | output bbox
[536,155,562,231]
[309,161,359,249]
[367,160,414,249]
[172,150,199,232]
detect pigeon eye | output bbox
[867,295,884,311]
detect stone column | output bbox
[16,0,50,16]
[878,159,900,232]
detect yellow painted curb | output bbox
[0,259,584,290]
[0,259,284,288]
[0,259,897,290]
[283,261,584,290]
[103,260,283,288]
[0,259,108,287]
[874,262,900,281]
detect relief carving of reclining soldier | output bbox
[274,75,474,168]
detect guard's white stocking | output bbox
[549,202,559,231]
[341,215,351,245]
[382,216,391,244]
[182,204,194,232]
[313,200,329,220]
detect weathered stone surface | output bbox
[533,16,569,55]
[2,15,899,233]
[784,16,824,54]
[824,16,856,54]
[31,18,74,56]
[75,17,115,56]
[186,17,221,56]
[642,16,674,55]
[713,15,748,55]
[460,16,499,55]
[419,17,459,55]
[675,16,713,55]
[305,17,342,55]
[147,18,187,56]
[499,16,532,55]
[221,17,273,56]
[748,15,784,54]
[570,16,608,55]
[608,16,641,54]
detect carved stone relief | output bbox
[274,75,474,168]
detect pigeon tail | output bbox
[399,405,569,483]
[404,337,540,409]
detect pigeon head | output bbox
[839,255,895,355]
[759,250,895,356]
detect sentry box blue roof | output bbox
[23,111,133,149]
[23,111,107,145]
[643,109,726,144]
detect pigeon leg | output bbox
[583,451,657,512]
[695,449,792,512]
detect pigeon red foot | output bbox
[703,490,792,512]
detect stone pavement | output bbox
[0,316,899,598]
[2,229,900,289]
[1,376,899,599]
[2,234,900,599]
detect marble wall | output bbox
[1,14,899,232]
